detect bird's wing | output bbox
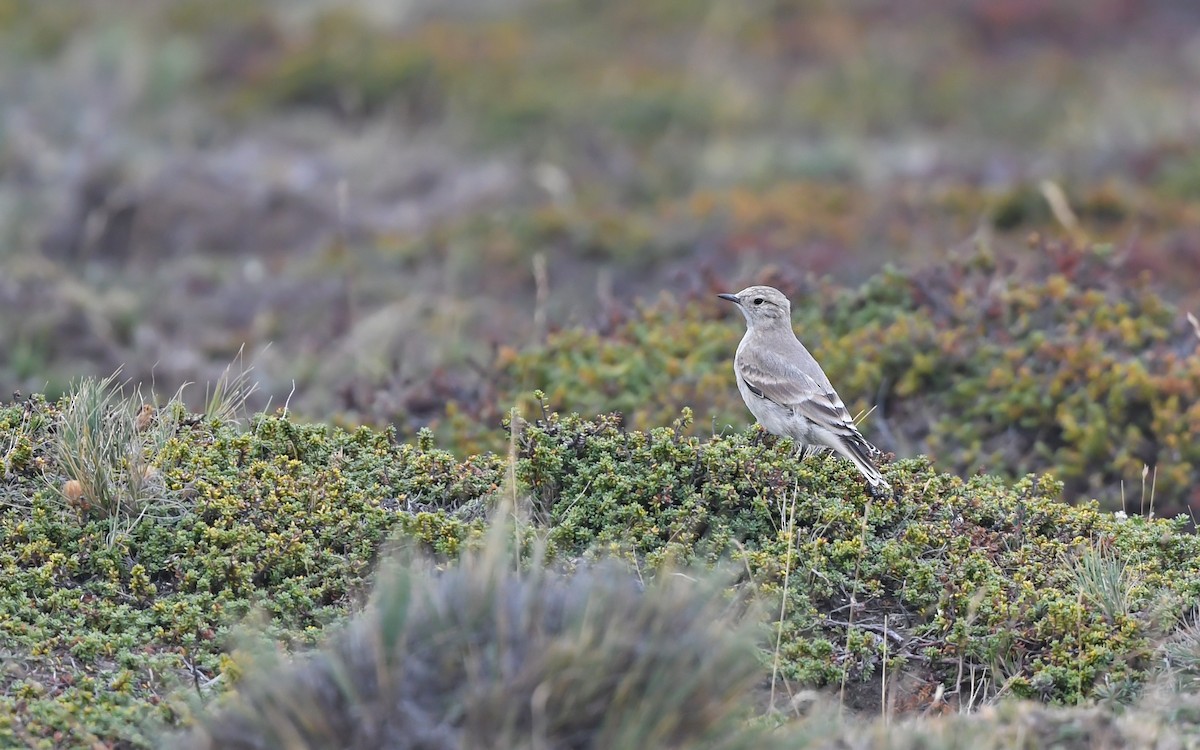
[737,350,880,457]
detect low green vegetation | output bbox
[2,1,1200,747]
[3,377,1200,747]
[463,243,1200,518]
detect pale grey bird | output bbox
[719,285,890,493]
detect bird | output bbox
[718,285,890,494]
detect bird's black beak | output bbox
[717,293,741,305]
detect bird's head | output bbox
[717,285,792,329]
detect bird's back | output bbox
[740,325,836,397]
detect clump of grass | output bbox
[45,351,260,547]
[1158,610,1200,692]
[50,371,182,545]
[201,345,260,425]
[1072,547,1138,625]
[172,528,775,750]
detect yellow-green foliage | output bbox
[0,396,498,748]
[3,391,1200,747]
[487,244,1200,516]
[510,409,1200,709]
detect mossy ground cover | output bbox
[3,3,1200,747]
[450,244,1200,519]
[4,388,1200,747]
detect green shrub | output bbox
[507,409,1200,710]
[0,398,498,748]
[3,396,1200,747]
[480,243,1200,517]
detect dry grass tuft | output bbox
[173,530,778,750]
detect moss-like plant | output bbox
[3,397,1200,747]
[473,243,1200,517]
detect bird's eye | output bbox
[753,298,764,306]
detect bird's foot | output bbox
[867,481,894,501]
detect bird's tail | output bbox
[832,431,890,492]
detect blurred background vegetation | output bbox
[2,0,1200,513]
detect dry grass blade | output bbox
[770,485,800,710]
[1159,609,1200,691]
[203,344,260,425]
